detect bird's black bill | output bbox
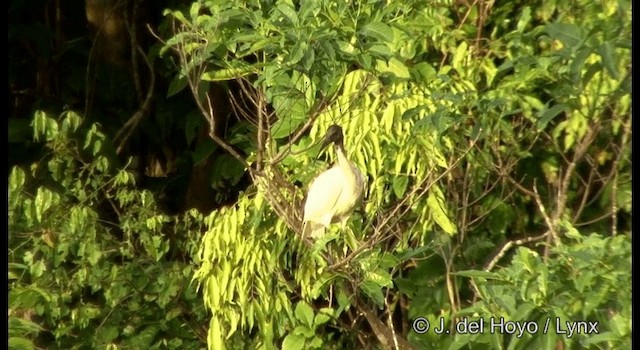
[319,137,333,153]
[316,139,331,160]
[315,124,344,159]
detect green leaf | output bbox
[277,3,299,26]
[448,333,474,350]
[411,62,436,82]
[164,9,189,25]
[243,38,277,56]
[569,47,592,83]
[9,167,26,193]
[360,280,385,308]
[97,326,119,344]
[452,42,468,71]
[35,188,55,223]
[392,176,408,198]
[294,302,314,328]
[8,337,35,350]
[361,22,394,43]
[368,44,392,57]
[598,41,619,79]
[511,302,536,321]
[32,110,58,142]
[32,110,47,141]
[395,245,432,263]
[9,317,44,334]
[582,331,622,345]
[202,65,257,81]
[189,2,201,21]
[314,312,331,326]
[208,317,223,350]
[336,40,356,55]
[545,23,584,49]
[127,325,159,349]
[427,186,456,235]
[167,75,188,97]
[581,62,603,87]
[282,333,306,350]
[184,111,204,145]
[61,110,82,134]
[378,57,411,79]
[192,139,216,166]
[528,326,556,350]
[365,267,393,289]
[389,58,411,79]
[536,104,566,130]
[269,99,307,139]
[289,42,307,65]
[517,7,531,32]
[336,287,351,314]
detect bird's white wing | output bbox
[303,167,344,227]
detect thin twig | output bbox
[114,45,155,155]
[484,232,549,272]
[531,182,557,261]
[124,0,144,105]
[384,295,400,350]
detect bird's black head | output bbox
[320,124,344,151]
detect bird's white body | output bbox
[303,146,365,239]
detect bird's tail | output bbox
[301,221,326,242]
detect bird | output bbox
[302,125,365,241]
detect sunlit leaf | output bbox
[282,333,305,350]
[427,186,456,235]
[294,302,314,328]
[360,22,395,43]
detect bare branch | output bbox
[484,232,549,272]
[114,45,155,155]
[354,297,416,350]
[554,122,600,225]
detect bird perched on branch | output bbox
[302,125,365,240]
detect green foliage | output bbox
[281,302,334,350]
[193,191,296,349]
[9,110,208,349]
[161,0,630,348]
[454,233,631,350]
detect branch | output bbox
[353,297,416,350]
[532,182,558,244]
[484,232,549,272]
[201,92,252,170]
[554,122,599,225]
[124,0,144,105]
[114,45,155,155]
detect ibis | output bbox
[302,125,365,240]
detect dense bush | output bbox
[9,111,208,349]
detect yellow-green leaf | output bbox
[427,186,456,235]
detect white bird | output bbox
[302,125,365,240]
